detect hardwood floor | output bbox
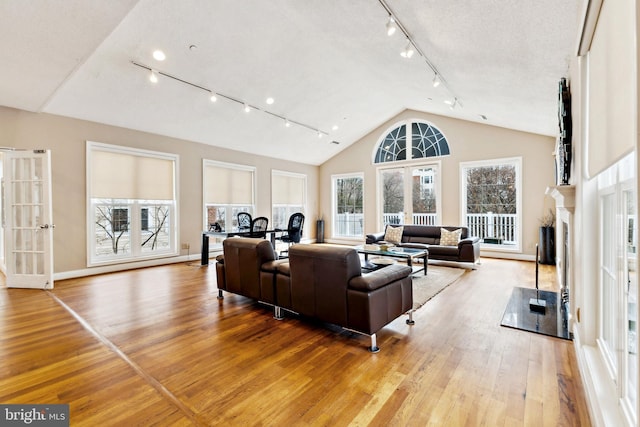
[0,258,591,426]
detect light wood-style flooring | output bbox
[0,257,591,426]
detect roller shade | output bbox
[91,149,175,200]
[204,164,254,205]
[272,173,305,205]
[587,0,635,177]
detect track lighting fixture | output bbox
[386,16,396,36]
[400,40,414,58]
[134,60,331,139]
[378,0,461,109]
[446,98,458,110]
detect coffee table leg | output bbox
[423,253,428,275]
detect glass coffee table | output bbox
[356,245,428,276]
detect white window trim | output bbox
[331,172,364,242]
[86,141,179,267]
[459,156,522,253]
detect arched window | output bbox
[374,121,449,163]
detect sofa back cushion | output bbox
[400,225,469,244]
[288,244,361,326]
[222,237,277,299]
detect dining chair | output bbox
[276,212,305,257]
[237,212,252,232]
[249,216,269,238]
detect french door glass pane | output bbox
[381,169,404,225]
[411,167,437,225]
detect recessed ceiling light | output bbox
[332,125,339,131]
[153,50,166,61]
[266,97,274,105]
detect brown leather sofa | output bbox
[366,225,480,265]
[216,238,414,352]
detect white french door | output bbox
[378,163,440,227]
[3,150,54,289]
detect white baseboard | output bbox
[53,253,204,281]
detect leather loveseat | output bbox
[215,238,414,352]
[366,225,480,265]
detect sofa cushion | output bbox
[440,228,461,246]
[384,225,404,244]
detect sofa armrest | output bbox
[215,254,225,264]
[261,258,289,273]
[458,236,479,247]
[349,264,412,291]
[365,231,386,244]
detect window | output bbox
[596,153,637,421]
[332,174,363,238]
[374,120,450,164]
[87,142,177,265]
[271,170,306,230]
[461,158,521,250]
[203,160,255,233]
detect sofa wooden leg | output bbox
[217,289,224,299]
[368,334,380,353]
[406,310,415,325]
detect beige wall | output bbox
[0,107,319,274]
[319,109,557,258]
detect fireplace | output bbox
[546,185,576,327]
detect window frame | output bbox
[331,172,364,241]
[86,141,179,266]
[372,119,451,164]
[460,157,522,252]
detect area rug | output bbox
[500,287,571,340]
[412,266,466,310]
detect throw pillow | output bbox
[440,228,461,246]
[383,225,404,244]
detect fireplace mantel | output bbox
[546,185,576,212]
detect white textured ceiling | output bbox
[0,0,581,165]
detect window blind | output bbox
[272,173,305,205]
[90,149,175,200]
[204,163,254,205]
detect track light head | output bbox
[210,92,217,102]
[244,104,251,113]
[149,69,158,83]
[386,16,396,36]
[400,41,414,58]
[432,74,441,88]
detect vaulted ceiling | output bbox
[0,0,582,165]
